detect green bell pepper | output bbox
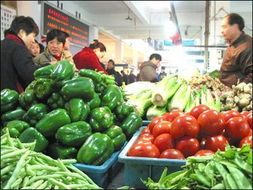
[35,108,71,137]
[55,121,92,147]
[23,103,48,126]
[1,89,19,113]
[77,132,114,165]
[33,78,54,100]
[101,85,124,110]
[120,112,142,138]
[47,143,78,159]
[87,93,101,110]
[50,60,74,81]
[25,80,37,92]
[47,92,65,109]
[114,103,134,121]
[60,77,95,101]
[105,125,126,151]
[4,120,30,138]
[65,98,90,122]
[79,69,102,84]
[89,106,114,132]
[34,64,56,79]
[19,127,48,152]
[18,90,37,110]
[1,107,26,124]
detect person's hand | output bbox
[63,50,72,58]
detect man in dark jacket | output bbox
[139,53,162,82]
[219,13,252,87]
[1,16,43,92]
[106,59,123,86]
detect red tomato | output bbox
[189,105,210,119]
[138,133,155,143]
[241,111,251,118]
[160,149,185,159]
[152,121,172,137]
[239,135,252,148]
[248,129,252,136]
[205,135,229,152]
[175,137,200,157]
[225,117,250,140]
[194,150,215,157]
[134,139,152,145]
[170,115,200,139]
[200,138,207,149]
[140,127,151,135]
[153,133,174,152]
[148,116,166,132]
[128,143,160,158]
[223,110,242,121]
[198,110,226,137]
[162,110,185,122]
[247,113,252,128]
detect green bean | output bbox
[4,151,30,189]
[1,165,15,176]
[25,165,36,176]
[194,169,211,187]
[61,159,77,165]
[1,149,28,160]
[226,165,252,189]
[30,179,45,189]
[10,177,23,189]
[30,164,60,172]
[225,173,238,189]
[234,156,252,174]
[211,183,225,189]
[6,131,14,147]
[1,149,14,155]
[48,178,70,189]
[22,176,30,187]
[57,159,69,172]
[67,165,98,186]
[37,181,48,189]
[26,174,63,186]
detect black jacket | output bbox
[106,68,123,86]
[1,38,41,92]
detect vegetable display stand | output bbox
[118,127,186,189]
[73,144,125,188]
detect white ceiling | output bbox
[72,1,252,42]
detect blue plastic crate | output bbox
[73,145,125,188]
[118,127,186,189]
[142,120,151,126]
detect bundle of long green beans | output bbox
[143,145,252,189]
[1,129,101,189]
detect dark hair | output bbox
[62,31,70,38]
[33,39,44,53]
[108,59,115,65]
[149,53,162,61]
[226,13,245,31]
[46,29,66,45]
[4,16,39,37]
[89,39,106,52]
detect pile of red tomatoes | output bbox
[128,105,252,159]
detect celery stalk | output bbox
[168,83,191,111]
[200,85,207,105]
[206,88,215,109]
[184,90,196,112]
[146,105,167,120]
[152,77,183,107]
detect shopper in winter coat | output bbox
[73,39,108,74]
[106,59,123,86]
[128,70,137,84]
[1,16,44,92]
[34,29,75,68]
[219,13,252,87]
[138,53,162,82]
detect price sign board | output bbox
[42,2,89,47]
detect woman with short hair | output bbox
[1,16,43,92]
